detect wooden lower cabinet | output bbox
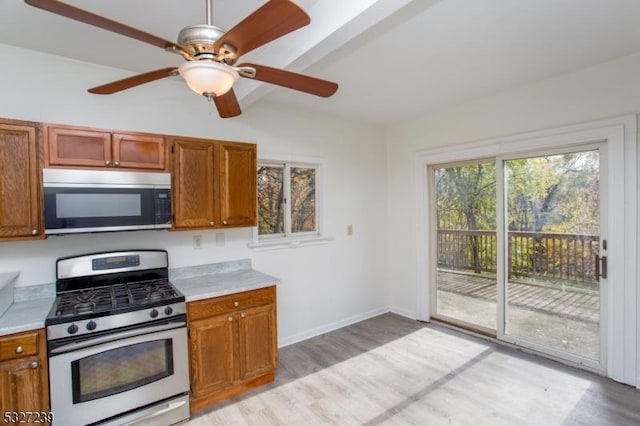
[187,286,277,412]
[0,330,50,424]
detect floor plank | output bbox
[187,313,640,425]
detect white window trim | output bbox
[248,154,333,251]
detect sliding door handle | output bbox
[595,255,607,280]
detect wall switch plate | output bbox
[347,225,353,236]
[193,235,203,249]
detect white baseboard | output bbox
[278,306,389,348]
[389,306,417,320]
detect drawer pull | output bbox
[233,301,239,307]
[30,361,38,369]
[228,316,233,322]
[15,345,24,354]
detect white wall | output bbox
[0,43,388,345]
[385,52,640,385]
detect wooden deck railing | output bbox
[437,229,599,284]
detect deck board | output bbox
[437,270,599,323]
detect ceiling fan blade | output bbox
[24,0,188,55]
[88,67,178,95]
[214,0,310,59]
[239,63,338,97]
[214,89,242,118]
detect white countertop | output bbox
[172,269,280,302]
[0,297,54,336]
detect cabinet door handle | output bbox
[227,316,233,322]
[210,221,215,226]
[30,361,38,369]
[223,220,228,225]
[114,160,120,167]
[233,301,239,307]
[240,312,246,318]
[15,346,23,354]
[105,160,111,166]
[31,229,38,235]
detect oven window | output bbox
[71,339,174,403]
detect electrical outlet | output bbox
[347,224,353,236]
[216,233,225,247]
[193,235,203,249]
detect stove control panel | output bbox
[47,302,187,341]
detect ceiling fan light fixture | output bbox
[178,61,239,98]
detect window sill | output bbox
[247,235,335,251]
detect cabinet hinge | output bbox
[171,145,174,154]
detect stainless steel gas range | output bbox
[45,250,190,426]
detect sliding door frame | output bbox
[415,114,637,386]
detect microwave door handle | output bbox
[49,321,186,355]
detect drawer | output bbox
[0,331,40,361]
[188,286,275,321]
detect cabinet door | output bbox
[112,133,166,170]
[46,126,111,167]
[218,143,257,227]
[237,303,277,381]
[0,357,48,420]
[189,314,236,398]
[171,138,217,229]
[0,122,41,239]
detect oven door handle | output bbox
[101,398,188,426]
[49,321,186,355]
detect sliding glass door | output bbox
[501,148,604,362]
[431,145,605,365]
[432,160,497,332]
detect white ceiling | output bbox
[2,0,640,125]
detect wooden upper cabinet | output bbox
[112,133,166,170]
[46,126,111,167]
[46,125,167,171]
[219,142,257,227]
[171,137,256,230]
[171,138,217,229]
[0,119,42,240]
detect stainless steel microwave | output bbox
[43,168,171,235]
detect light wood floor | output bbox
[187,313,640,425]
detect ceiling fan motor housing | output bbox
[178,24,229,59]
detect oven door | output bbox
[48,321,189,426]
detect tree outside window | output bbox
[258,162,318,238]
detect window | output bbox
[257,161,320,239]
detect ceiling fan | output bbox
[24,0,339,118]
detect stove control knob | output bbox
[164,306,173,316]
[67,324,79,335]
[150,309,159,318]
[86,321,97,331]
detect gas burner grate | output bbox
[128,279,180,304]
[53,279,180,318]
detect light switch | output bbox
[193,235,203,249]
